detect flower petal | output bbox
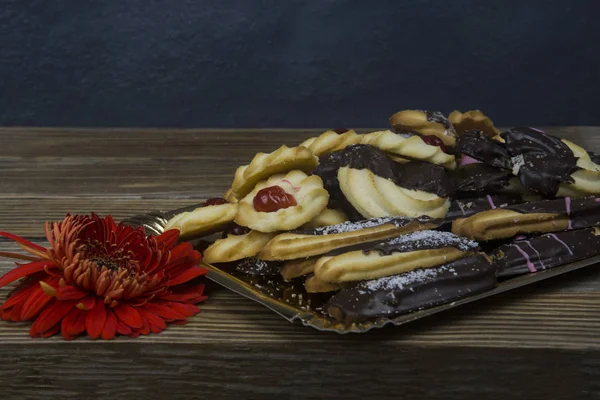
[160,284,205,302]
[115,319,132,335]
[138,308,167,331]
[20,287,54,320]
[85,301,107,339]
[165,267,207,287]
[0,252,40,262]
[0,231,48,254]
[0,260,55,288]
[76,295,96,311]
[61,308,86,340]
[30,299,76,337]
[142,302,187,321]
[101,309,117,340]
[168,302,200,318]
[113,304,143,329]
[156,229,180,248]
[55,285,88,301]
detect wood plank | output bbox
[1,127,598,197]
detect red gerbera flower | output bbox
[0,213,207,340]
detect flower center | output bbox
[90,258,121,272]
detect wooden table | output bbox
[1,127,600,399]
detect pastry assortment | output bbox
[165,109,600,326]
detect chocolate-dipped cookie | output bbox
[313,230,479,283]
[453,163,527,197]
[389,109,458,147]
[326,254,496,323]
[259,215,441,261]
[492,227,600,277]
[452,196,600,241]
[446,194,526,221]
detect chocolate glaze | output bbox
[292,215,439,236]
[422,110,454,132]
[455,130,512,170]
[453,163,515,196]
[313,144,454,201]
[446,194,525,220]
[492,228,600,277]
[326,254,496,323]
[503,127,578,198]
[504,196,600,230]
[234,257,283,276]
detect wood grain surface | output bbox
[1,127,599,399]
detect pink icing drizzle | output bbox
[522,240,546,269]
[459,154,482,167]
[565,197,572,230]
[547,233,574,256]
[530,127,545,133]
[486,195,497,210]
[511,244,537,273]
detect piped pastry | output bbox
[491,227,600,277]
[235,170,329,232]
[299,128,362,156]
[360,130,456,169]
[448,109,500,137]
[202,224,276,264]
[228,145,319,201]
[259,215,441,261]
[452,196,600,241]
[313,230,480,283]
[389,109,458,147]
[326,254,496,323]
[164,198,237,240]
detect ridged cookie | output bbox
[235,170,329,232]
[389,109,457,147]
[259,216,441,260]
[338,166,450,218]
[299,129,362,156]
[304,274,341,293]
[164,203,238,240]
[448,109,500,137]
[203,230,276,264]
[360,130,456,169]
[280,257,319,281]
[313,230,479,283]
[229,145,319,201]
[452,196,600,241]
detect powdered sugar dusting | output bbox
[360,265,453,292]
[511,154,525,175]
[308,216,426,235]
[375,230,479,253]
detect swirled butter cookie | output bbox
[235,170,329,232]
[298,128,362,156]
[389,109,457,147]
[448,109,500,137]
[360,130,456,169]
[229,145,319,201]
[202,224,276,264]
[164,198,238,240]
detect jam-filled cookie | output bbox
[492,227,600,277]
[452,196,600,241]
[235,170,329,232]
[360,130,456,169]
[299,128,362,156]
[448,109,500,137]
[326,254,495,323]
[202,225,276,264]
[259,215,441,261]
[229,145,319,201]
[389,109,457,147]
[164,198,238,240]
[313,230,480,283]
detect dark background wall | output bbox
[0,0,598,128]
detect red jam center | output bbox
[421,135,447,153]
[203,197,228,206]
[222,223,251,238]
[332,128,349,134]
[253,185,297,212]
